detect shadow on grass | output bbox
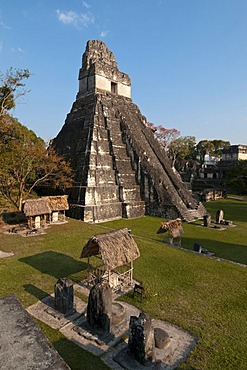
[204,200,247,223]
[1,211,27,225]
[181,237,247,265]
[19,251,88,279]
[24,284,51,301]
[53,338,109,370]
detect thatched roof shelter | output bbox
[22,198,51,217]
[156,218,184,238]
[80,228,140,270]
[23,196,69,217]
[44,195,69,211]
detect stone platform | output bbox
[26,282,196,369]
[60,301,140,356]
[103,319,196,370]
[27,291,87,330]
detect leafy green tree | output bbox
[226,160,247,195]
[196,140,215,164]
[0,116,72,210]
[196,139,230,164]
[211,140,230,156]
[0,68,30,117]
[168,136,196,169]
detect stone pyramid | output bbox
[53,40,206,223]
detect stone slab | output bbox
[27,293,87,330]
[0,295,70,370]
[59,301,140,356]
[26,281,196,368]
[0,250,14,258]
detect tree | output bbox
[168,136,196,170]
[196,139,230,164]
[0,117,73,210]
[211,140,230,156]
[0,68,30,117]
[196,140,215,164]
[226,160,247,195]
[147,122,180,150]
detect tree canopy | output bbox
[226,160,247,195]
[196,139,230,164]
[0,68,73,211]
[0,68,30,117]
[168,136,196,169]
[147,122,180,150]
[0,115,72,210]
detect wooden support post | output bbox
[130,261,133,284]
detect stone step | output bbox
[70,185,120,205]
[118,173,138,186]
[68,202,123,223]
[112,146,128,159]
[122,201,146,219]
[115,159,133,172]
[120,186,142,202]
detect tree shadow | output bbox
[19,250,88,279]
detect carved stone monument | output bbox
[54,278,74,314]
[128,312,154,364]
[193,243,202,253]
[87,280,112,333]
[203,214,211,227]
[216,209,224,224]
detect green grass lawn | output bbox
[0,198,246,369]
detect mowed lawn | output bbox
[0,198,246,370]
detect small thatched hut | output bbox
[22,195,69,229]
[80,228,140,290]
[22,198,51,229]
[44,195,69,222]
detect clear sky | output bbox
[1,0,247,145]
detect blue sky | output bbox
[1,0,247,145]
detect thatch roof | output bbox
[80,228,140,270]
[22,195,69,216]
[44,195,69,211]
[157,218,184,238]
[22,198,51,217]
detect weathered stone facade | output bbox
[78,40,131,98]
[53,40,206,222]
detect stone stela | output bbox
[87,280,112,334]
[216,209,224,224]
[128,312,154,364]
[54,277,74,315]
[203,214,211,227]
